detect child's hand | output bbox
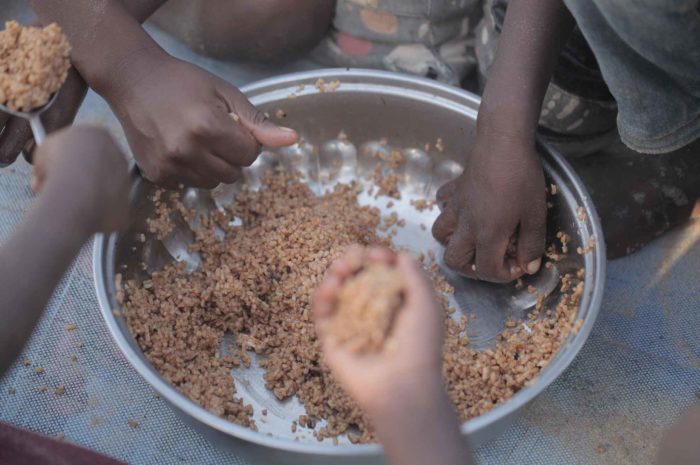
[312,247,444,416]
[432,136,546,283]
[32,126,129,234]
[105,56,298,189]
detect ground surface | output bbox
[1,2,699,464]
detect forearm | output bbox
[0,188,92,375]
[478,0,575,142]
[370,378,473,465]
[29,0,169,98]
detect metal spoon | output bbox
[447,262,562,350]
[0,91,59,146]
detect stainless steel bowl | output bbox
[93,69,605,465]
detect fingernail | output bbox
[526,258,541,274]
[510,265,522,276]
[278,126,296,133]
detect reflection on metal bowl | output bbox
[93,69,605,465]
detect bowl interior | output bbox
[96,70,604,450]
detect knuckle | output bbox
[202,179,219,189]
[475,263,495,281]
[145,160,172,186]
[220,167,241,184]
[170,150,188,164]
[443,252,462,270]
[431,227,447,245]
[163,139,190,163]
[477,223,506,244]
[474,250,499,280]
[187,110,215,138]
[519,241,545,260]
[190,121,208,138]
[239,138,261,167]
[162,139,182,158]
[476,265,506,283]
[437,194,453,212]
[444,246,473,272]
[435,179,457,202]
[248,108,269,127]
[431,216,451,242]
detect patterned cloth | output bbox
[312,0,483,85]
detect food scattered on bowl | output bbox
[0,20,70,112]
[115,134,586,444]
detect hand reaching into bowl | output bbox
[430,0,575,283]
[29,0,298,189]
[104,54,299,189]
[312,247,473,465]
[432,134,546,283]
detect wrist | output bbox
[476,72,544,145]
[369,378,471,465]
[93,43,169,106]
[364,369,445,426]
[476,102,537,146]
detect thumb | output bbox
[227,92,298,148]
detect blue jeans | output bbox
[564,0,700,153]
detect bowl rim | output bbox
[93,68,606,456]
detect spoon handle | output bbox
[29,114,46,146]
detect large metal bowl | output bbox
[93,69,605,465]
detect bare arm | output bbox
[0,184,90,374]
[0,127,128,375]
[371,378,472,465]
[478,0,575,141]
[29,0,168,98]
[0,0,168,166]
[28,0,297,189]
[433,0,575,283]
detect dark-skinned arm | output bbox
[28,0,297,189]
[0,1,166,166]
[479,0,575,141]
[29,0,168,99]
[433,0,575,283]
